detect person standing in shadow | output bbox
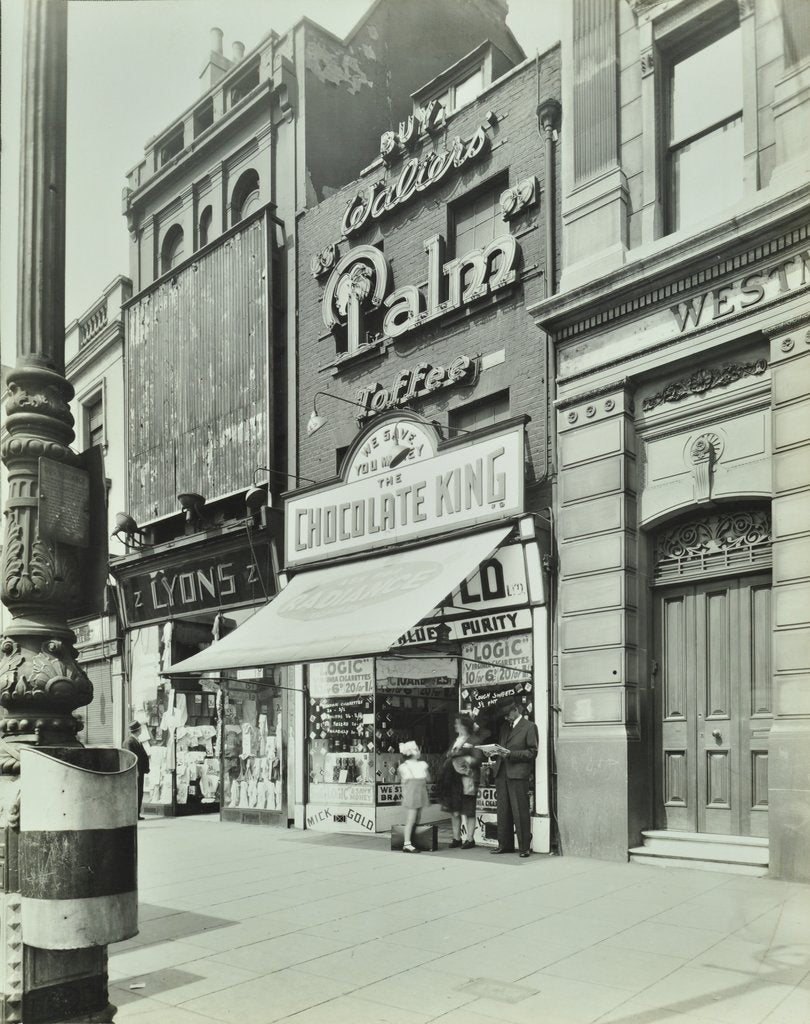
[124,721,150,821]
[489,700,538,858]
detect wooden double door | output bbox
[654,573,772,837]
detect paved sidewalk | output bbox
[110,817,809,1024]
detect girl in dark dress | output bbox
[438,714,483,849]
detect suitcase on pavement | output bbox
[390,822,439,851]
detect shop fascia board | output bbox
[554,285,809,403]
[282,412,532,503]
[530,179,810,335]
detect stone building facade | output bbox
[532,0,810,881]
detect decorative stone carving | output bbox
[379,130,400,165]
[687,432,723,502]
[641,50,654,76]
[642,359,768,412]
[737,0,755,18]
[500,177,538,220]
[310,243,339,279]
[655,510,771,564]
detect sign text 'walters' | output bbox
[284,423,524,567]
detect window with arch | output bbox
[199,205,213,248]
[161,224,185,274]
[230,169,260,225]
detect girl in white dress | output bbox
[398,741,430,853]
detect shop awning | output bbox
[166,525,511,674]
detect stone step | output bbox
[638,830,768,863]
[628,850,768,876]
[629,829,769,877]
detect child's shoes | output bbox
[402,843,419,853]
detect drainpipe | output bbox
[537,95,562,852]
[537,98,560,300]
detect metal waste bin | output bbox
[19,747,138,949]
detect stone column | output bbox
[555,385,647,860]
[768,320,810,882]
[0,2,113,1020]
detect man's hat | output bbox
[129,721,142,731]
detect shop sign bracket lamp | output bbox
[307,391,368,436]
[245,467,316,512]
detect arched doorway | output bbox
[652,508,772,838]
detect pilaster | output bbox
[559,0,627,291]
[555,385,645,860]
[768,321,810,882]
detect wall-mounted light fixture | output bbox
[307,391,366,436]
[245,466,317,512]
[111,511,145,549]
[177,492,206,526]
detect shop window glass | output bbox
[375,657,459,809]
[307,660,376,820]
[222,675,284,815]
[141,682,220,810]
[460,633,534,821]
[304,637,536,836]
[667,26,743,233]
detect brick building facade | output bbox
[277,44,562,846]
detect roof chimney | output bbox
[232,40,245,63]
[200,26,232,92]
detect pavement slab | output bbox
[108,817,810,1024]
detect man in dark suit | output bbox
[123,721,150,821]
[490,700,538,858]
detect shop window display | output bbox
[305,641,536,834]
[141,682,220,812]
[374,656,459,809]
[308,660,376,809]
[223,675,284,813]
[460,633,534,820]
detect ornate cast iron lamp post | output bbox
[0,3,125,1021]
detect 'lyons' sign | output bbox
[322,234,519,358]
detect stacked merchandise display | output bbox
[222,675,284,819]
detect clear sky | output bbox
[0,0,562,364]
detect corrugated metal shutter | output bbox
[82,660,116,745]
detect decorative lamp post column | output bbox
[0,3,124,1021]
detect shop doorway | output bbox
[654,572,772,837]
